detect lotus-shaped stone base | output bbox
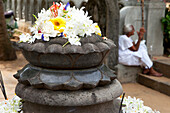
[17,34,115,69]
[14,64,116,90]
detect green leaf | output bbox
[166,14,170,20]
[63,10,68,13]
[62,41,69,47]
[168,31,170,34]
[32,14,38,20]
[167,26,170,30]
[161,18,167,23]
[62,15,66,18]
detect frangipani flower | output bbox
[50,17,66,33]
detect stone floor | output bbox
[0,51,28,101]
[0,51,170,113]
[123,83,170,113]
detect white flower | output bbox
[33,32,42,40]
[19,33,35,43]
[42,34,50,41]
[19,33,30,43]
[119,96,160,113]
[41,21,60,37]
[63,7,95,39]
[68,36,81,46]
[0,95,22,113]
[19,2,102,46]
[30,25,38,34]
[29,36,36,43]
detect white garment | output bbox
[118,35,153,68]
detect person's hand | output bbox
[137,27,146,40]
[139,27,146,34]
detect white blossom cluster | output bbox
[0,95,161,113]
[0,96,22,113]
[19,2,101,46]
[121,96,160,113]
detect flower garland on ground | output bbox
[0,96,23,113]
[19,2,102,46]
[120,96,160,113]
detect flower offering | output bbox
[0,96,22,113]
[120,96,160,113]
[19,2,102,46]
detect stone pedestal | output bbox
[16,79,123,113]
[14,34,123,113]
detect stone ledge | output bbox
[22,99,121,113]
[15,79,123,106]
[138,73,170,96]
[153,59,170,78]
[14,64,116,90]
[115,64,142,83]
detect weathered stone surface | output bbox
[15,79,123,106]
[115,64,142,83]
[17,34,115,69]
[118,0,139,6]
[146,0,165,56]
[86,0,119,69]
[22,99,121,113]
[153,59,170,78]
[17,34,115,54]
[138,73,170,96]
[14,64,116,90]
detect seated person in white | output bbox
[118,24,162,77]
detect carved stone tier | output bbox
[15,79,123,113]
[17,34,115,69]
[14,64,116,90]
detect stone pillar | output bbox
[146,0,165,56]
[86,0,119,69]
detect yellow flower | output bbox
[95,25,100,29]
[95,25,101,36]
[97,33,102,36]
[49,17,66,33]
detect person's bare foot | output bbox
[149,67,163,77]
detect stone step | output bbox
[153,58,170,78]
[137,73,170,96]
